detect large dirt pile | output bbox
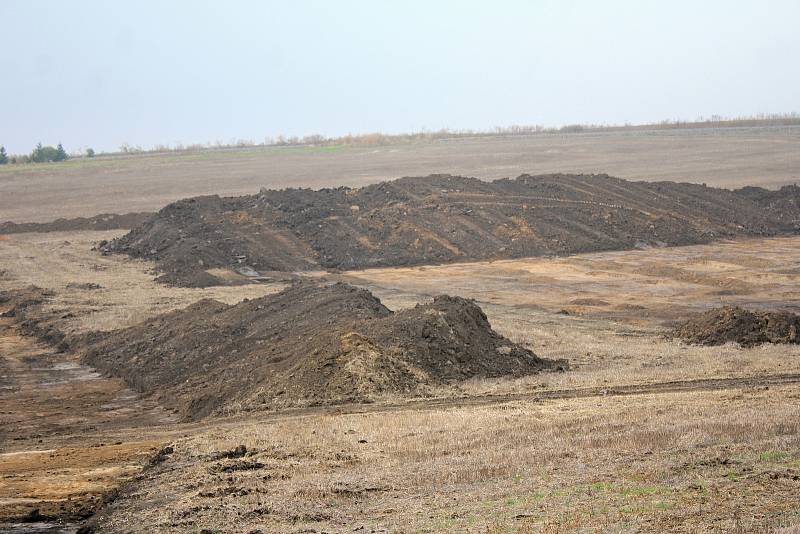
[79,282,559,420]
[672,306,800,347]
[102,174,799,287]
[0,212,152,234]
[734,184,800,227]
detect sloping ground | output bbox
[103,174,800,287]
[4,283,558,421]
[0,212,152,234]
[672,306,800,347]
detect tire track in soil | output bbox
[230,372,800,424]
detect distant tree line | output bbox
[1,111,798,164]
[103,111,800,156]
[30,142,69,163]
[0,142,94,165]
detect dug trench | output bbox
[0,292,175,529]
[0,213,152,236]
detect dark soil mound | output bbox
[0,212,153,234]
[80,283,560,420]
[734,185,800,226]
[672,306,800,347]
[102,174,799,287]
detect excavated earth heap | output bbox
[102,174,800,287]
[672,306,800,347]
[7,283,556,420]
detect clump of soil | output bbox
[102,174,799,287]
[66,282,103,290]
[0,212,152,234]
[0,286,53,318]
[79,282,560,420]
[570,298,610,306]
[734,185,800,227]
[671,306,800,347]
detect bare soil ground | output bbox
[1,231,800,531]
[2,126,799,223]
[0,309,174,525]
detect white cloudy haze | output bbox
[1,0,798,153]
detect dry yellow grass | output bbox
[94,386,800,533]
[0,230,285,335]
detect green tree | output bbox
[31,142,45,163]
[86,147,95,158]
[55,143,68,161]
[30,142,69,163]
[0,146,8,165]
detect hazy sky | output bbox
[2,0,799,153]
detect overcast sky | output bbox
[1,0,798,153]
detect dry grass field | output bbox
[92,387,800,533]
[2,126,800,223]
[1,229,799,531]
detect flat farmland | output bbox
[2,126,800,223]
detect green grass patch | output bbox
[759,450,790,462]
[620,485,663,497]
[589,481,615,492]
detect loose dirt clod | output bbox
[0,285,53,318]
[101,174,800,287]
[671,306,800,347]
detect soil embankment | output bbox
[0,212,152,234]
[102,174,800,287]
[2,283,560,421]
